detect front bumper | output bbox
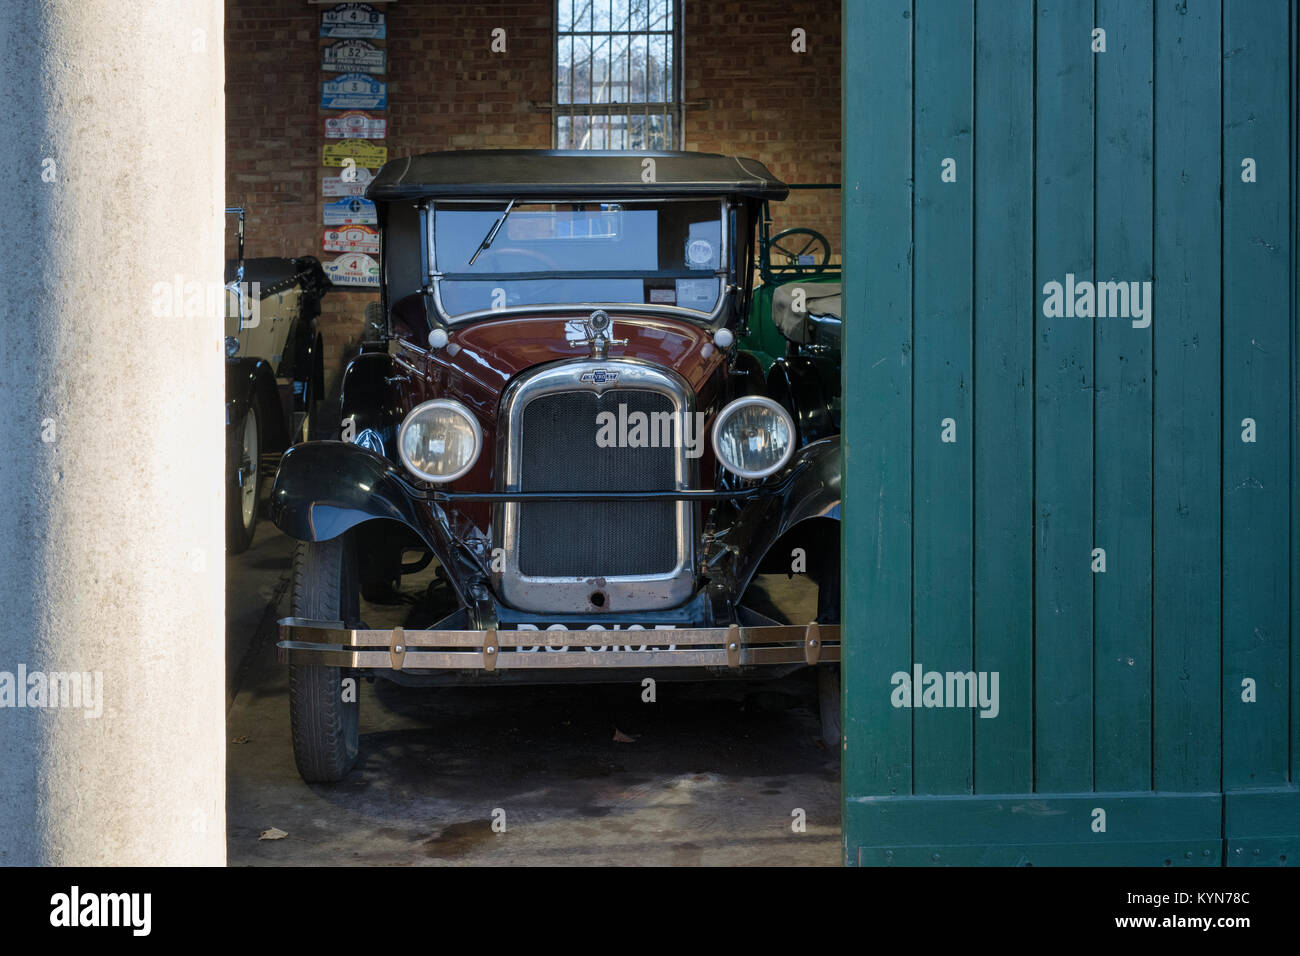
[277,618,840,671]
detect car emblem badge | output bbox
[580,368,619,385]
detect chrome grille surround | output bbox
[493,358,696,614]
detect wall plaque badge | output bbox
[323,197,378,226]
[324,252,381,287]
[324,111,387,140]
[323,139,388,169]
[323,225,380,254]
[322,166,375,197]
[322,39,386,74]
[321,3,386,39]
[321,73,387,110]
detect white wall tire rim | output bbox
[240,410,258,528]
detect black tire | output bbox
[225,403,262,555]
[288,535,361,782]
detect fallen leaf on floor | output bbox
[259,827,288,841]
[231,735,250,744]
[612,728,637,743]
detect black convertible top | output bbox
[365,149,788,202]
[223,256,328,299]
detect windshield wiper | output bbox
[467,199,515,266]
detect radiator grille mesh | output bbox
[518,389,678,577]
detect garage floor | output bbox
[225,521,841,866]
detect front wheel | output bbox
[288,536,361,782]
[225,403,261,554]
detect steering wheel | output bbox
[766,228,831,278]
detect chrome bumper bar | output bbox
[277,618,840,671]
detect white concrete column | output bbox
[0,1,225,864]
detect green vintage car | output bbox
[740,187,842,446]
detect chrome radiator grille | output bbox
[518,390,677,577]
[495,359,696,615]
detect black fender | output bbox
[725,349,767,402]
[226,357,290,452]
[767,357,835,446]
[268,440,435,544]
[339,351,409,452]
[706,437,840,603]
[269,440,479,603]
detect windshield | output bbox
[431,199,727,322]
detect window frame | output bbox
[425,196,733,326]
[551,0,685,151]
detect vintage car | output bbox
[224,207,329,552]
[740,187,842,445]
[269,151,842,782]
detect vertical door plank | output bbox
[842,0,915,805]
[1093,0,1155,792]
[912,0,975,795]
[1034,0,1096,793]
[1221,0,1291,790]
[1152,0,1222,794]
[973,0,1035,795]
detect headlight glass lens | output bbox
[712,397,795,479]
[397,400,482,482]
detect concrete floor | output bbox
[225,518,841,866]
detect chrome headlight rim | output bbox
[396,398,483,484]
[711,395,797,480]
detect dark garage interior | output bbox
[222,0,845,866]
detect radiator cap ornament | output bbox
[569,309,627,358]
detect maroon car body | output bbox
[270,150,841,781]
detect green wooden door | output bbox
[842,0,1299,866]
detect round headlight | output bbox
[711,396,796,479]
[397,399,483,483]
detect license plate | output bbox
[512,623,677,652]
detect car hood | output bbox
[429,313,727,420]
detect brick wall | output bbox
[225,0,841,388]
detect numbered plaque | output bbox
[324,111,387,140]
[321,3,386,39]
[322,139,388,169]
[323,225,380,254]
[322,167,375,197]
[324,252,381,287]
[321,73,387,110]
[322,39,386,74]
[323,197,379,226]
